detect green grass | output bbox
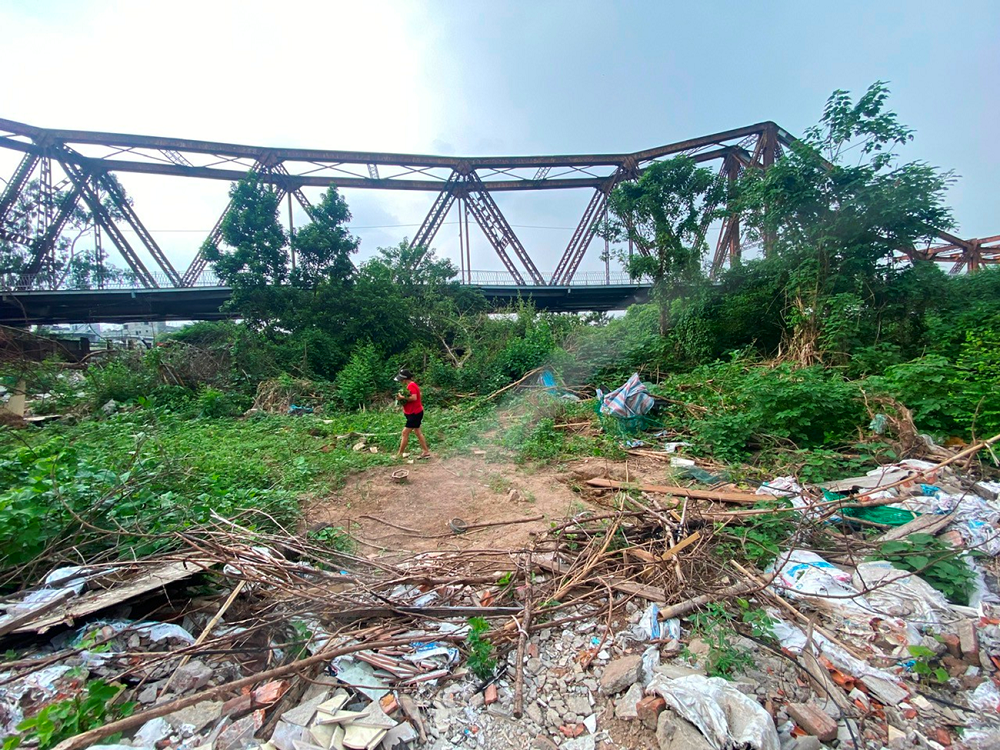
[0,402,498,587]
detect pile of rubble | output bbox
[2,437,1000,750]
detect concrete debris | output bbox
[656,708,713,750]
[614,682,642,720]
[172,659,215,693]
[599,654,644,695]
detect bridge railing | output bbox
[1,268,640,292]
[0,270,225,291]
[466,270,636,286]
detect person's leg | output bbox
[396,427,411,458]
[415,428,430,457]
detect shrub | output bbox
[197,387,243,418]
[85,358,156,409]
[335,343,383,409]
[656,359,865,461]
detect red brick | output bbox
[940,634,962,659]
[379,693,399,714]
[636,696,666,730]
[786,702,838,742]
[559,724,585,738]
[932,727,952,746]
[958,621,980,664]
[484,684,498,706]
[221,693,252,719]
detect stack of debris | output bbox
[2,435,1000,750]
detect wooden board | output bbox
[586,478,762,505]
[12,554,214,634]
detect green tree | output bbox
[205,174,289,288]
[606,157,725,333]
[290,187,359,289]
[736,82,954,363]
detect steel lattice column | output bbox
[59,158,158,288]
[464,173,544,285]
[0,153,39,228]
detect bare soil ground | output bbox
[302,452,678,559]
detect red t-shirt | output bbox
[403,381,423,415]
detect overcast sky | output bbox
[1,0,997,280]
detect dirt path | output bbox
[303,455,626,558]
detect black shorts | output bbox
[405,411,424,429]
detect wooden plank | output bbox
[586,478,761,505]
[0,589,74,638]
[328,606,524,622]
[13,555,214,634]
[660,532,701,561]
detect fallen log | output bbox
[657,578,759,619]
[586,478,761,506]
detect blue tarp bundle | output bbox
[598,373,655,418]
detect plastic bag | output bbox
[647,673,779,750]
[970,680,1000,712]
[767,550,858,602]
[768,616,908,706]
[852,561,971,640]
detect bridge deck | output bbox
[0,284,651,325]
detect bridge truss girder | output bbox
[0,116,995,290]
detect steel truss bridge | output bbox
[0,116,996,320]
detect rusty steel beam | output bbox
[17,186,82,285]
[408,172,462,256]
[96,173,182,286]
[710,153,744,278]
[464,173,544,286]
[0,135,741,191]
[58,158,158,288]
[0,152,39,226]
[2,116,994,288]
[0,117,778,171]
[551,189,609,286]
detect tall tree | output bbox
[736,81,954,363]
[605,157,725,334]
[205,175,288,288]
[290,187,359,289]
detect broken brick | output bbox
[380,693,399,714]
[932,728,952,746]
[942,655,967,678]
[484,684,498,705]
[786,702,838,742]
[636,695,666,730]
[558,724,585,738]
[958,620,980,664]
[940,634,961,659]
[221,693,253,719]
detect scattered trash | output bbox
[2,427,999,750]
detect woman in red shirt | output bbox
[394,369,431,460]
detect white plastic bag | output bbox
[852,561,971,637]
[646,674,779,750]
